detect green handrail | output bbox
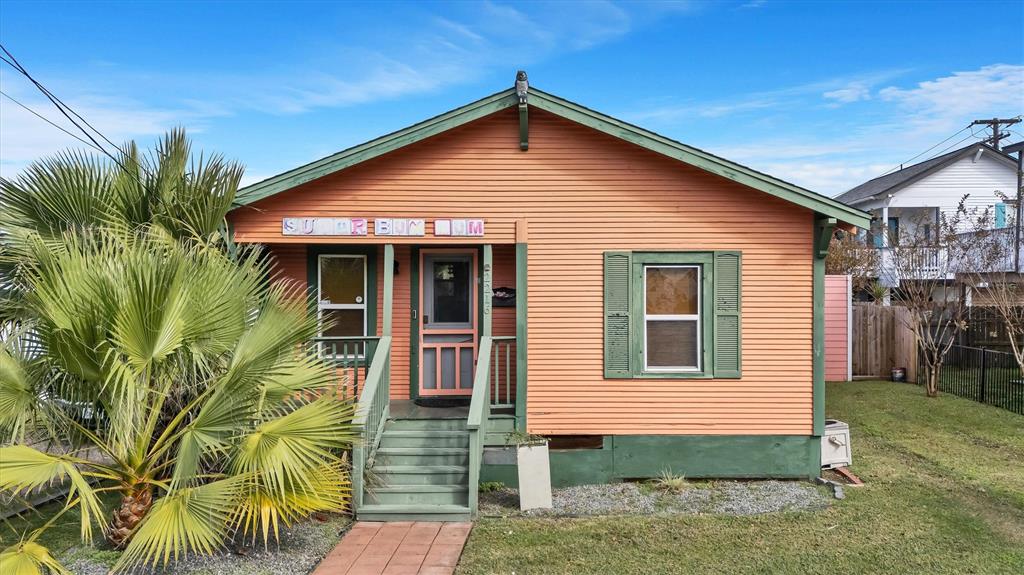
[352,335,391,512]
[467,336,493,516]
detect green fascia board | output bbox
[234,86,870,229]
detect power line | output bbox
[0,89,104,153]
[0,44,132,172]
[877,124,973,177]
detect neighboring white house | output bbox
[837,142,1020,281]
[837,143,1018,244]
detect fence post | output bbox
[980,348,987,403]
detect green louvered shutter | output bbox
[713,251,742,378]
[604,251,632,378]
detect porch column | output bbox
[881,205,890,248]
[383,244,394,336]
[482,245,493,338]
[515,220,529,432]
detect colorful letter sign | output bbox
[434,219,485,237]
[282,218,367,236]
[282,217,483,237]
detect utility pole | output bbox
[971,117,1022,151]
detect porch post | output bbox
[515,220,529,432]
[383,244,394,336]
[482,245,493,338]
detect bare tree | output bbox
[887,197,999,397]
[825,230,880,295]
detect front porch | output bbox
[313,243,527,521]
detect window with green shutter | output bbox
[603,251,741,379]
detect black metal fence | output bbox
[938,345,1024,415]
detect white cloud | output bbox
[739,0,767,9]
[823,81,871,104]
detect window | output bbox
[318,254,367,339]
[643,266,701,371]
[603,251,741,379]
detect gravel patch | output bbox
[62,514,351,575]
[479,480,829,518]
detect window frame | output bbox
[642,264,702,372]
[629,252,715,379]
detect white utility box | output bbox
[821,419,852,469]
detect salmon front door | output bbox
[419,250,478,397]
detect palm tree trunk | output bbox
[108,484,153,548]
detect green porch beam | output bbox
[515,242,528,431]
[518,103,529,151]
[482,245,493,337]
[383,244,394,336]
[812,216,829,441]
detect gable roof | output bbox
[235,86,870,228]
[835,143,1018,206]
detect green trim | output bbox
[812,217,828,440]
[383,244,394,336]
[233,87,869,229]
[815,217,837,259]
[481,434,820,487]
[482,245,493,337]
[306,245,378,337]
[408,247,420,400]
[518,103,529,151]
[628,252,715,378]
[515,243,528,432]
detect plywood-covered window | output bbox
[604,251,741,379]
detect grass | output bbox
[457,381,1024,575]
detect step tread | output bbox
[359,504,471,514]
[373,465,468,474]
[382,430,469,437]
[371,484,468,493]
[377,447,469,455]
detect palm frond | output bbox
[113,476,246,572]
[0,445,105,544]
[0,345,35,443]
[0,540,70,575]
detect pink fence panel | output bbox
[824,275,851,381]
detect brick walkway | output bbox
[313,521,472,575]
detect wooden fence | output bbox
[852,303,918,381]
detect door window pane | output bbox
[646,320,698,368]
[646,267,698,315]
[320,257,365,304]
[321,309,365,338]
[433,260,470,324]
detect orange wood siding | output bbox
[233,108,814,436]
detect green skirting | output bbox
[482,434,821,488]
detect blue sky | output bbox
[1,0,1022,195]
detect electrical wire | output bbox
[0,89,105,152]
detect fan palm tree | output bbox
[0,134,356,573]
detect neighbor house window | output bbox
[603,251,741,379]
[318,254,367,339]
[643,265,701,371]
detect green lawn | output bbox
[457,381,1024,575]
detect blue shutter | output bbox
[995,203,1006,229]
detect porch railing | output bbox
[467,336,494,516]
[313,336,381,397]
[489,336,517,410]
[351,335,391,511]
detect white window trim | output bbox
[642,264,701,373]
[317,254,368,339]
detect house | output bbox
[836,143,1021,281]
[227,73,870,521]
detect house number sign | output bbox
[282,217,484,237]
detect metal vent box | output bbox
[821,419,852,469]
